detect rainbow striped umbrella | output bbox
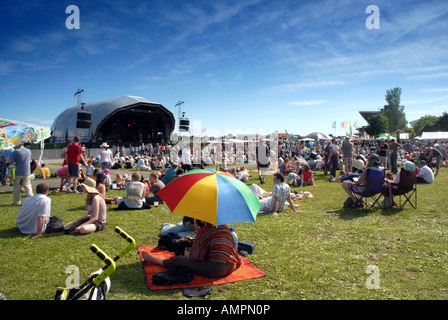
[0,118,50,150]
[157,169,261,226]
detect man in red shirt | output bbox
[67,136,88,194]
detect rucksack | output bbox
[343,197,355,208]
[46,216,64,233]
[157,233,194,256]
[152,269,194,286]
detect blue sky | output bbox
[1,0,447,138]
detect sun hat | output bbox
[403,161,415,172]
[103,168,110,175]
[100,142,109,148]
[81,177,99,194]
[302,191,313,198]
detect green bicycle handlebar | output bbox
[114,226,134,244]
[113,226,136,260]
[90,245,116,286]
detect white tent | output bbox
[306,132,332,142]
[420,132,448,140]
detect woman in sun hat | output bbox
[100,142,113,171]
[64,177,107,234]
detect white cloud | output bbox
[287,100,329,106]
[423,87,448,93]
[271,80,345,93]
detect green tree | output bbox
[413,115,439,137]
[435,111,448,131]
[384,87,407,132]
[365,114,389,137]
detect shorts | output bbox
[350,181,366,193]
[74,216,105,232]
[101,162,111,170]
[68,163,80,177]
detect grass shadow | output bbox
[0,227,26,239]
[326,208,371,220]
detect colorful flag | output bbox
[332,121,336,128]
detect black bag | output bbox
[46,216,64,233]
[152,269,194,285]
[343,197,355,208]
[158,233,194,256]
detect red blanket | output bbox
[138,246,266,290]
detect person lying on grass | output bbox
[142,223,241,278]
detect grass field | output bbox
[0,167,447,300]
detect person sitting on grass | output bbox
[300,163,317,187]
[250,172,301,216]
[143,172,165,205]
[142,223,241,278]
[15,183,51,239]
[415,160,434,184]
[95,173,117,204]
[64,178,107,234]
[286,170,300,186]
[114,173,126,189]
[39,163,51,180]
[115,171,151,210]
[56,165,69,192]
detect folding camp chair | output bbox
[352,168,386,210]
[55,226,136,300]
[385,168,417,209]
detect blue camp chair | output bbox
[353,168,386,210]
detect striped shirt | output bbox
[189,225,242,269]
[15,193,51,234]
[270,182,291,212]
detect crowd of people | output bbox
[3,135,446,280]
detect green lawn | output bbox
[0,167,447,300]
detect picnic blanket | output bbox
[138,246,266,290]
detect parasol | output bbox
[157,169,262,226]
[306,132,332,142]
[0,118,51,150]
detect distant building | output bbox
[50,96,175,146]
[357,105,390,138]
[359,105,389,122]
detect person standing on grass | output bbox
[66,136,88,194]
[342,137,354,173]
[388,138,402,174]
[99,142,113,171]
[15,183,51,239]
[10,143,33,205]
[329,139,339,179]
